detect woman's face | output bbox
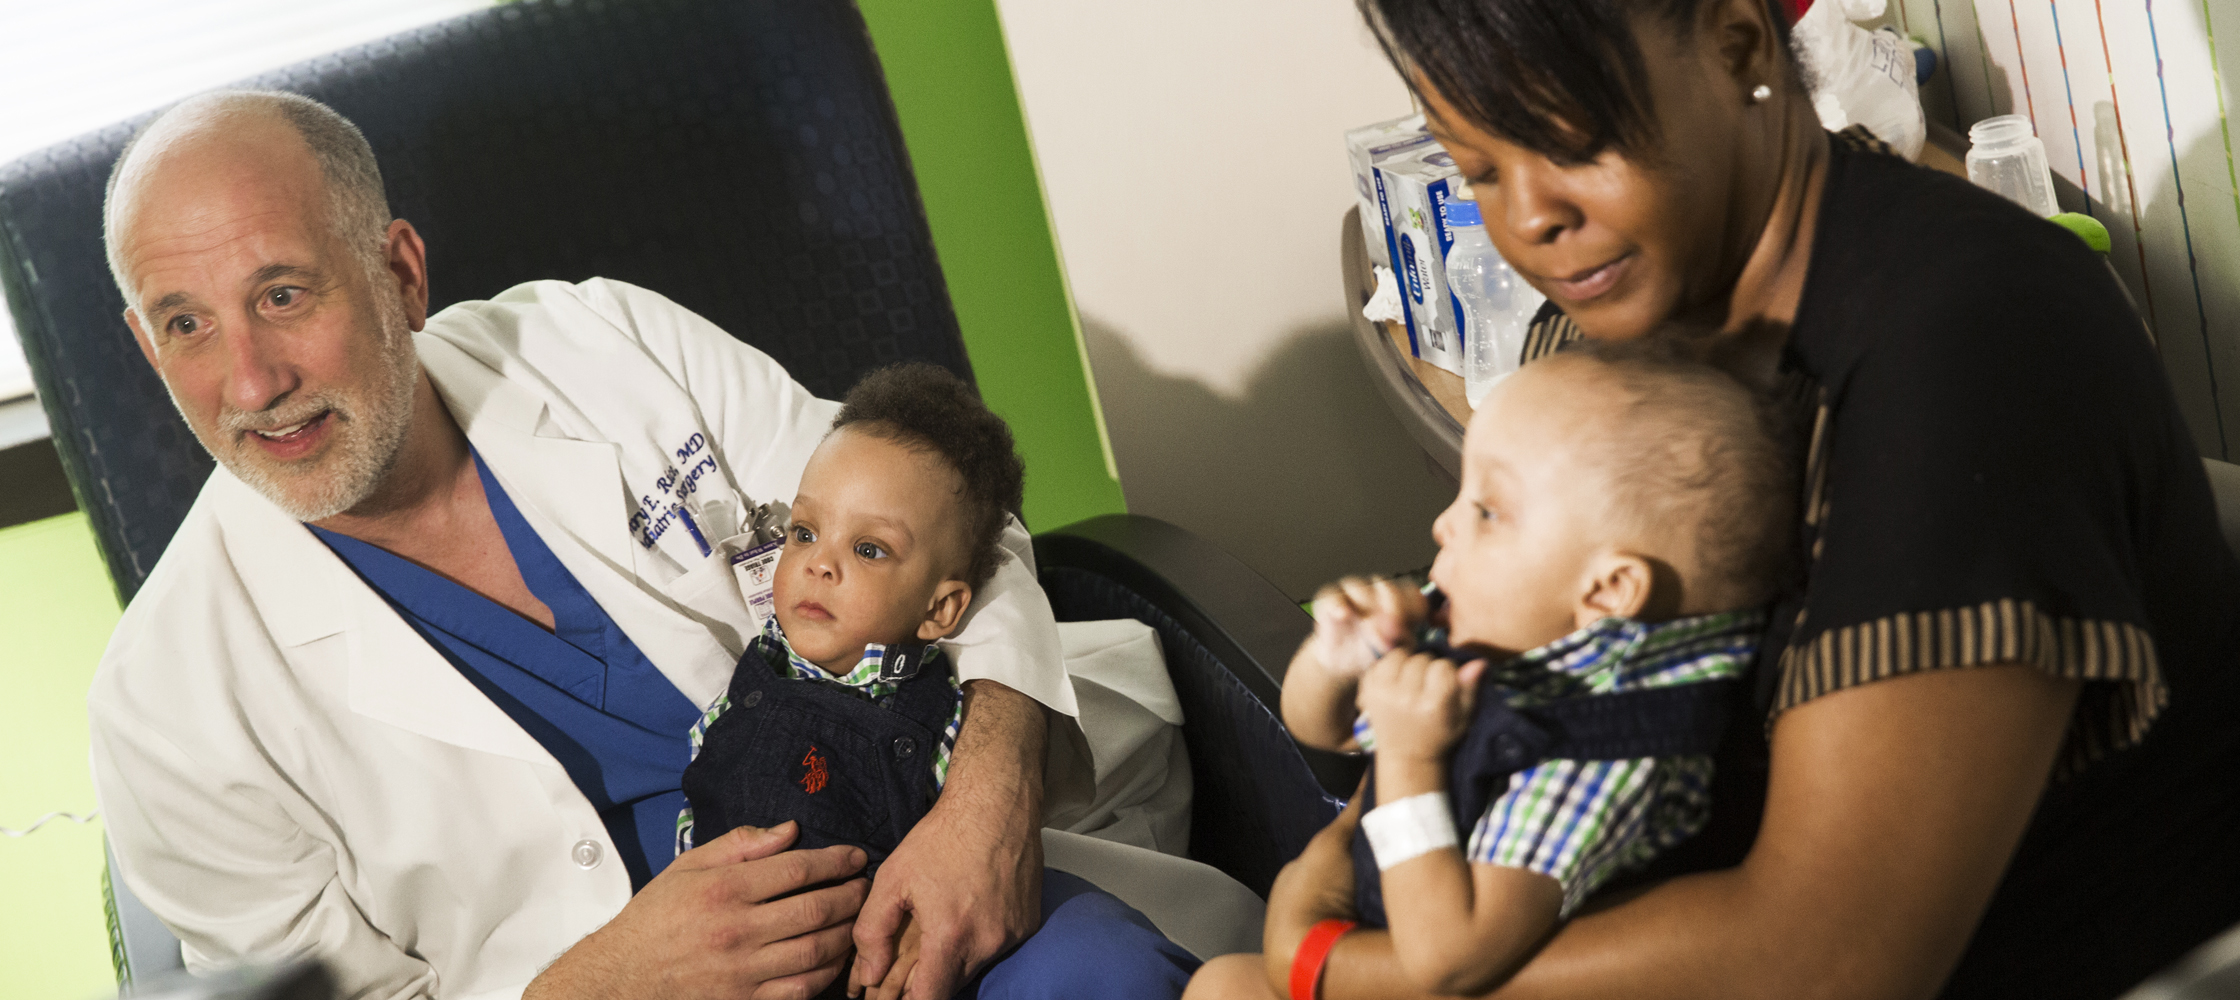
[1419,11,1769,341]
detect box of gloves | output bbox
[1375,143,1470,376]
[1345,114,1435,269]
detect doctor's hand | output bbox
[849,679,1046,1000]
[526,821,869,1000]
[863,911,924,1000]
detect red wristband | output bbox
[1289,918,1359,1000]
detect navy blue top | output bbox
[311,451,701,890]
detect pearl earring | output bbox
[1751,84,1773,103]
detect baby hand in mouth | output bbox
[1309,575,1431,678]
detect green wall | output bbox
[0,513,123,1000]
[1,4,1113,996]
[858,0,1126,530]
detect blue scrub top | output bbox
[311,451,701,890]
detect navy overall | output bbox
[1349,674,1736,927]
[681,640,958,881]
[682,645,1206,998]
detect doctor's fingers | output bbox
[743,923,856,1000]
[899,917,1001,1000]
[729,844,871,904]
[678,821,805,872]
[736,877,871,946]
[846,886,909,989]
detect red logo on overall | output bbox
[799,745,829,794]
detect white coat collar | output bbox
[195,330,646,767]
[205,470,555,766]
[413,332,638,575]
[415,329,739,708]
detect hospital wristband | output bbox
[1289,918,1358,1000]
[1360,792,1458,870]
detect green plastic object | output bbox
[2049,212,2112,254]
[859,0,1129,530]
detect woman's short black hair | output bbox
[831,363,1025,589]
[1360,0,1792,162]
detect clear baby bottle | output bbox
[1966,115,2058,217]
[1444,193,1540,408]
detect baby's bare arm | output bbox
[1363,653,1557,994]
[1281,638,1365,751]
[1283,578,1426,751]
[1377,749,1563,993]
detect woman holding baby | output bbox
[1190,0,2240,998]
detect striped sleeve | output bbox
[1467,754,1716,916]
[1775,598,2163,773]
[1519,304,1582,365]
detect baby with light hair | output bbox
[1190,335,1799,1000]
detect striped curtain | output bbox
[1894,0,2240,459]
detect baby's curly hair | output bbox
[831,363,1026,589]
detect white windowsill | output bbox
[0,393,50,450]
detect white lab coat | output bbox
[86,279,1263,1000]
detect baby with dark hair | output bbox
[679,362,1030,991]
[823,362,1027,593]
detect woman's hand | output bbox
[1262,795,1366,992]
[1396,663,2082,1000]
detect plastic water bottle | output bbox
[1966,115,2058,217]
[1444,196,1542,407]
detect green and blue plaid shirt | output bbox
[1354,610,1763,915]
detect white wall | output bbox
[995,0,1456,598]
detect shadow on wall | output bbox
[2150,128,2240,460]
[1081,314,1455,600]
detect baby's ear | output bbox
[1573,551,1655,626]
[917,579,974,641]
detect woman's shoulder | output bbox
[1795,139,2152,399]
[1808,137,2103,308]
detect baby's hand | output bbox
[1308,576,1429,679]
[1357,650,1488,763]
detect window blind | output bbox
[0,0,493,404]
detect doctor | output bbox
[88,90,1200,1000]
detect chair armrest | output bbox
[1036,514,1360,896]
[105,836,184,987]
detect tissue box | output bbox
[1375,144,1469,375]
[1345,114,1433,269]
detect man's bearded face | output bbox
[193,271,419,522]
[114,116,421,522]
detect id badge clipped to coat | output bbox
[729,502,788,629]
